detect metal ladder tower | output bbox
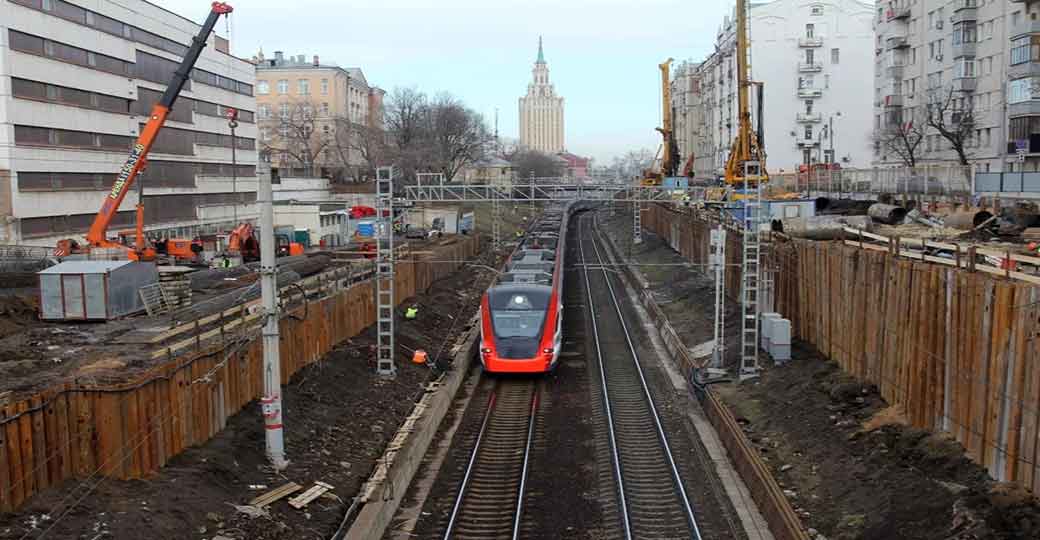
[739,161,763,381]
[633,187,643,244]
[491,186,502,247]
[375,166,396,377]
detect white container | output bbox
[770,318,792,362]
[760,312,781,350]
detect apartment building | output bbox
[873,0,1013,172]
[254,51,384,181]
[1,0,258,246]
[671,0,874,179]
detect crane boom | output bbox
[82,2,234,258]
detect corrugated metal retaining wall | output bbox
[644,204,1040,491]
[0,236,481,512]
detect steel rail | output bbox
[581,213,703,539]
[578,218,634,540]
[443,390,497,539]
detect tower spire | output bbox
[536,36,546,64]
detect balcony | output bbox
[886,64,906,79]
[796,113,822,123]
[798,36,823,47]
[884,94,904,108]
[796,138,820,148]
[1010,60,1040,81]
[953,77,977,92]
[951,2,977,24]
[798,88,823,98]
[887,6,911,21]
[1011,19,1040,40]
[886,36,909,49]
[951,41,977,59]
[798,62,823,73]
[1010,100,1040,118]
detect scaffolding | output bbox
[375,166,396,377]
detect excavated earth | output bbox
[0,242,505,540]
[602,208,1040,540]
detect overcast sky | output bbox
[152,0,733,164]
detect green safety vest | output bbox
[405,307,418,319]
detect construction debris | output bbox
[773,215,872,240]
[867,203,908,225]
[249,482,302,508]
[288,482,334,509]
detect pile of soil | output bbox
[0,294,38,340]
[601,209,1040,540]
[0,244,502,540]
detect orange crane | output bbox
[55,2,234,260]
[641,58,679,186]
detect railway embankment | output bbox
[604,205,1040,540]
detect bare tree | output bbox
[511,150,563,178]
[873,106,925,167]
[324,116,388,182]
[383,87,431,180]
[925,85,974,166]
[260,100,330,176]
[427,94,492,181]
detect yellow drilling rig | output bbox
[715,0,768,200]
[641,58,681,187]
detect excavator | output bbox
[54,2,235,260]
[709,0,769,201]
[640,58,682,187]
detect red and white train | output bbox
[478,204,569,373]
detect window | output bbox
[321,79,329,95]
[279,125,289,138]
[831,48,840,64]
[929,41,935,59]
[321,102,330,116]
[1008,77,1039,104]
[811,5,823,16]
[1013,11,1022,27]
[277,79,289,94]
[257,80,270,95]
[258,104,270,119]
[911,48,917,65]
[806,24,815,38]
[806,49,814,64]
[805,99,814,114]
[279,103,290,118]
[953,21,977,45]
[298,79,310,95]
[956,58,977,79]
[804,125,813,140]
[1012,36,1040,65]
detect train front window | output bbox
[489,290,549,339]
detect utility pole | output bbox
[259,164,288,469]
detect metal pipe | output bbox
[772,215,872,240]
[259,166,288,470]
[945,210,995,230]
[867,203,908,225]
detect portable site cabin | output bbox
[38,261,158,321]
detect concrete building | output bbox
[873,0,1013,172]
[1,0,258,246]
[254,51,384,181]
[671,0,874,178]
[519,38,565,154]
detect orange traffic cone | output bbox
[412,349,428,365]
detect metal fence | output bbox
[768,165,973,198]
[0,244,56,273]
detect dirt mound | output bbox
[0,294,37,339]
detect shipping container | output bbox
[38,261,158,321]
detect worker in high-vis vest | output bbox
[405,305,418,319]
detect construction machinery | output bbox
[722,0,768,196]
[641,58,681,187]
[227,222,261,262]
[54,2,235,260]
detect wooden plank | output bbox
[288,481,334,509]
[0,407,12,512]
[42,395,58,491]
[1005,284,1031,482]
[985,283,1015,474]
[969,279,995,462]
[126,386,141,479]
[18,400,35,499]
[249,481,302,508]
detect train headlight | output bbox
[481,348,492,354]
[543,348,553,354]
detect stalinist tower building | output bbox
[519,38,565,153]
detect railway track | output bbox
[578,213,703,540]
[443,380,539,540]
